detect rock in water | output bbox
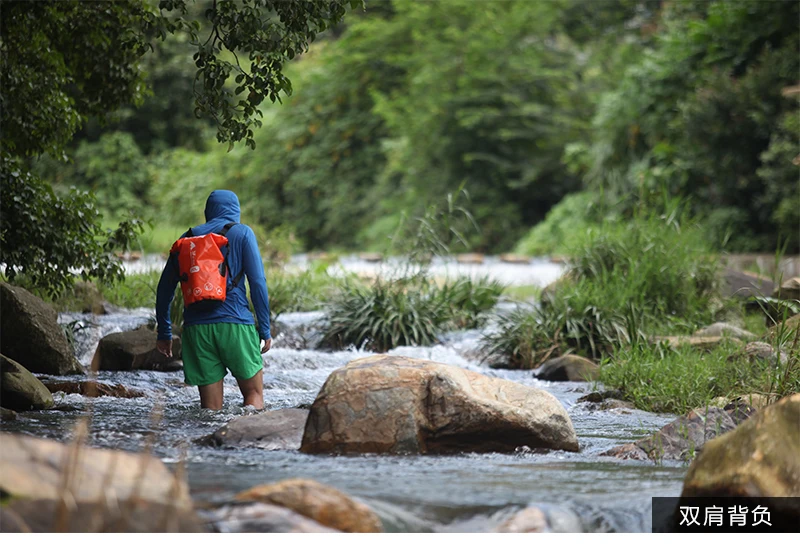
[0,432,193,510]
[204,503,339,533]
[1,407,17,421]
[0,355,54,411]
[197,408,308,450]
[235,478,383,533]
[42,380,144,399]
[301,355,579,454]
[602,403,756,462]
[681,394,800,497]
[92,326,182,371]
[535,355,599,382]
[0,282,82,375]
[0,499,206,533]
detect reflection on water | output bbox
[4,269,688,532]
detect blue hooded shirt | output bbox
[156,190,271,341]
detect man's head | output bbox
[204,190,241,223]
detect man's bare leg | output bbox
[198,380,224,410]
[236,369,264,409]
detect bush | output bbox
[482,207,721,368]
[267,264,341,321]
[320,275,503,352]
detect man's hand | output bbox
[156,339,173,358]
[261,338,272,353]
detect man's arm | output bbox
[155,253,180,356]
[241,226,271,346]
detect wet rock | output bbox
[197,408,308,450]
[42,380,144,399]
[0,355,54,411]
[602,404,756,462]
[456,253,485,264]
[722,269,774,300]
[693,322,756,341]
[495,505,583,533]
[0,499,206,533]
[92,326,182,371]
[235,478,383,533]
[73,280,107,315]
[301,355,579,455]
[535,355,599,382]
[772,277,800,301]
[204,503,339,533]
[1,407,17,421]
[0,282,82,375]
[729,393,772,410]
[652,335,743,351]
[358,252,383,263]
[577,390,624,404]
[499,254,531,264]
[681,394,800,497]
[729,341,787,367]
[0,432,193,509]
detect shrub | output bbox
[320,275,503,352]
[482,207,721,368]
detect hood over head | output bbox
[204,190,241,224]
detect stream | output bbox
[1,256,688,532]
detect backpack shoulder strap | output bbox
[217,222,243,288]
[219,222,238,237]
[186,227,194,237]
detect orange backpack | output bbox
[170,223,242,306]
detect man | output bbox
[155,190,271,410]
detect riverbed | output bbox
[2,256,688,532]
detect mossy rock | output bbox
[681,394,800,497]
[0,282,82,375]
[0,355,54,411]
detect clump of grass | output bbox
[266,263,341,320]
[319,275,503,352]
[482,207,720,368]
[431,276,505,330]
[599,330,799,414]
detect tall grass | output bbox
[482,206,721,368]
[320,275,503,352]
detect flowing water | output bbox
[2,256,689,532]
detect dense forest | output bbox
[19,0,800,258]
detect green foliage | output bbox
[267,264,340,321]
[482,207,720,368]
[0,157,145,297]
[600,335,799,415]
[584,0,800,252]
[320,275,502,352]
[514,191,608,256]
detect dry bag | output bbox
[170,223,241,306]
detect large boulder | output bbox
[602,403,756,462]
[197,408,308,450]
[722,269,774,300]
[42,380,144,399]
[301,355,579,455]
[92,326,182,371]
[0,355,54,411]
[0,432,193,509]
[535,355,599,382]
[204,503,339,533]
[772,277,800,301]
[681,394,800,497]
[0,282,82,375]
[0,499,206,533]
[693,322,756,341]
[235,478,383,533]
[652,335,744,351]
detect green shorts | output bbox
[181,323,263,386]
